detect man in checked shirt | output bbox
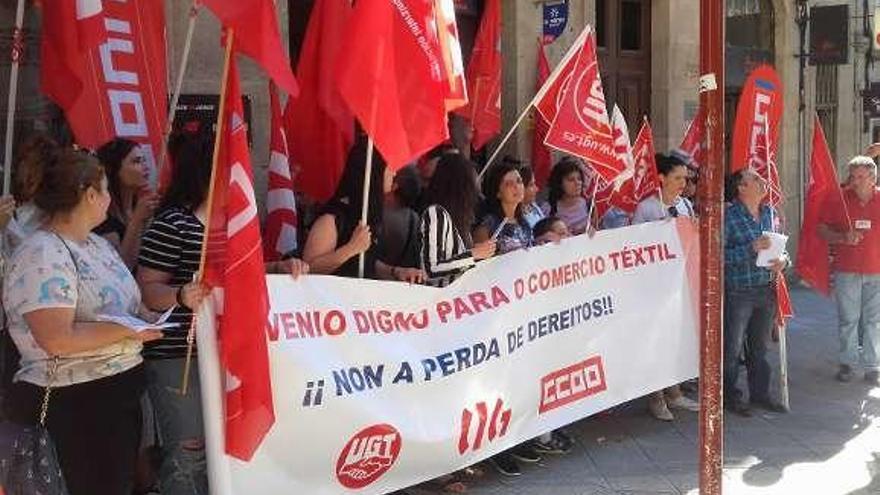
[723,169,789,417]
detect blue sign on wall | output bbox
[543,0,569,44]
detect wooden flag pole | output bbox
[180,28,235,396]
[157,2,201,179]
[3,0,26,195]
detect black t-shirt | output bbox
[93,215,126,240]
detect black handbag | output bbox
[0,357,69,495]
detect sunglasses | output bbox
[667,206,680,218]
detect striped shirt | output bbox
[420,205,475,287]
[138,206,204,359]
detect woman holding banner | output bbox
[632,153,700,421]
[303,140,424,283]
[419,153,495,288]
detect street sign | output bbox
[542,0,568,44]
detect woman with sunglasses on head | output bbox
[95,138,159,269]
[631,152,699,421]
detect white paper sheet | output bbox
[756,231,788,267]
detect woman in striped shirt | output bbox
[420,154,495,287]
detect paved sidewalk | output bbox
[411,286,880,495]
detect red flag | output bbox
[264,84,299,262]
[336,0,457,170]
[543,33,624,183]
[679,107,706,169]
[730,65,783,183]
[40,0,107,114]
[203,55,274,461]
[532,41,553,188]
[435,0,469,112]
[795,116,846,296]
[534,27,590,123]
[632,119,660,203]
[455,0,500,149]
[40,0,168,190]
[201,0,299,96]
[776,277,794,325]
[285,0,354,203]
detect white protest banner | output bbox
[199,219,700,495]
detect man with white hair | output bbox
[819,155,880,385]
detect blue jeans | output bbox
[723,285,776,405]
[146,359,209,495]
[834,272,880,371]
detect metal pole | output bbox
[3,0,26,195]
[698,1,725,494]
[778,323,790,410]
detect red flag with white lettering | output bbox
[203,55,274,461]
[730,65,783,178]
[455,0,500,149]
[543,33,623,183]
[532,41,553,188]
[679,107,705,169]
[336,0,458,170]
[40,0,168,189]
[533,27,590,124]
[435,0,469,112]
[201,0,299,96]
[593,105,636,219]
[264,84,299,262]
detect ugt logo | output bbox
[457,398,511,455]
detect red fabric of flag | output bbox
[632,119,659,203]
[203,55,274,461]
[435,0,469,112]
[533,27,589,124]
[455,0,500,149]
[730,65,783,180]
[795,116,845,296]
[531,41,553,189]
[201,0,299,97]
[264,84,299,262]
[336,0,452,170]
[593,104,635,219]
[776,277,794,325]
[40,0,107,110]
[285,0,353,203]
[543,33,623,183]
[679,107,705,168]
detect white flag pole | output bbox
[3,0,26,195]
[357,138,375,278]
[156,2,200,178]
[477,26,591,182]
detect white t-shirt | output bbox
[631,195,694,224]
[4,230,144,387]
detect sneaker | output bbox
[489,453,521,477]
[667,394,700,412]
[532,431,574,455]
[865,370,880,386]
[510,444,542,463]
[648,398,674,421]
[836,364,854,382]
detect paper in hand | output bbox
[756,231,788,267]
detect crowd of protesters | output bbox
[1,124,863,494]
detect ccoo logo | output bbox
[336,424,402,489]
